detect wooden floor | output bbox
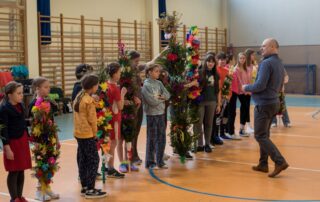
[1,107,320,202]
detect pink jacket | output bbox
[235,65,253,94]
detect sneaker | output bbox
[107,168,125,178]
[220,134,232,140]
[230,134,242,140]
[163,153,171,161]
[211,135,223,145]
[185,152,193,160]
[85,189,107,199]
[209,144,215,149]
[96,172,103,180]
[130,164,139,171]
[132,159,143,165]
[271,123,277,128]
[45,190,59,200]
[204,145,212,153]
[35,190,51,201]
[119,163,128,173]
[239,129,250,137]
[284,123,291,128]
[158,164,168,169]
[246,125,254,133]
[81,187,88,196]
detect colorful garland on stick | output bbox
[118,43,138,163]
[30,97,60,194]
[157,12,197,163]
[186,26,202,123]
[96,82,112,182]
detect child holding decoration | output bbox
[0,81,32,202]
[29,77,60,201]
[73,74,107,199]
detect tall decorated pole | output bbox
[118,42,138,169]
[157,11,198,163]
[185,26,202,124]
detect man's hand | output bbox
[242,85,248,92]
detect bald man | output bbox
[242,38,289,178]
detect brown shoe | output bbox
[268,162,289,178]
[252,165,269,173]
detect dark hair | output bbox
[237,52,247,71]
[74,74,99,112]
[206,51,215,57]
[75,63,93,80]
[106,62,121,78]
[128,50,140,60]
[201,54,219,93]
[245,49,255,66]
[1,81,23,105]
[32,77,49,92]
[145,64,160,77]
[216,52,227,60]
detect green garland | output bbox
[157,12,197,163]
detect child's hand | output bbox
[216,105,221,114]
[4,145,14,160]
[133,96,141,106]
[92,94,100,102]
[121,87,127,97]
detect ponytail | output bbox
[73,91,85,113]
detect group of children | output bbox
[0,48,292,201]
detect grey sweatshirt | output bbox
[141,78,170,116]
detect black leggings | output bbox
[238,94,251,125]
[7,171,25,200]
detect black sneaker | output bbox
[185,152,193,160]
[81,187,101,196]
[211,135,224,145]
[107,168,125,178]
[204,145,212,153]
[85,189,107,199]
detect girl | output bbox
[73,74,107,199]
[142,64,170,169]
[106,62,128,177]
[0,81,31,202]
[236,52,252,137]
[194,54,221,153]
[29,77,60,201]
[245,49,256,133]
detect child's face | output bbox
[250,53,255,63]
[92,84,99,94]
[8,86,23,104]
[112,69,121,82]
[206,60,215,70]
[218,59,226,67]
[130,57,140,68]
[37,81,50,97]
[149,67,161,80]
[239,55,246,66]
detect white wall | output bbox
[166,0,223,28]
[51,0,146,22]
[228,0,320,46]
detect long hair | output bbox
[245,49,255,66]
[106,62,121,78]
[74,74,99,113]
[236,52,247,72]
[0,81,23,106]
[201,54,219,94]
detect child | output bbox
[73,74,107,199]
[106,62,127,177]
[211,52,232,143]
[194,54,221,153]
[142,64,170,169]
[72,64,93,102]
[245,49,256,133]
[235,52,252,137]
[29,77,60,201]
[0,81,32,202]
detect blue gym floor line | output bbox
[149,168,320,202]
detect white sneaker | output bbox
[46,190,60,200]
[284,123,292,128]
[271,123,277,128]
[230,134,242,140]
[209,144,215,149]
[224,133,233,139]
[158,164,168,169]
[35,190,51,201]
[246,125,254,134]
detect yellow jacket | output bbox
[73,92,97,139]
